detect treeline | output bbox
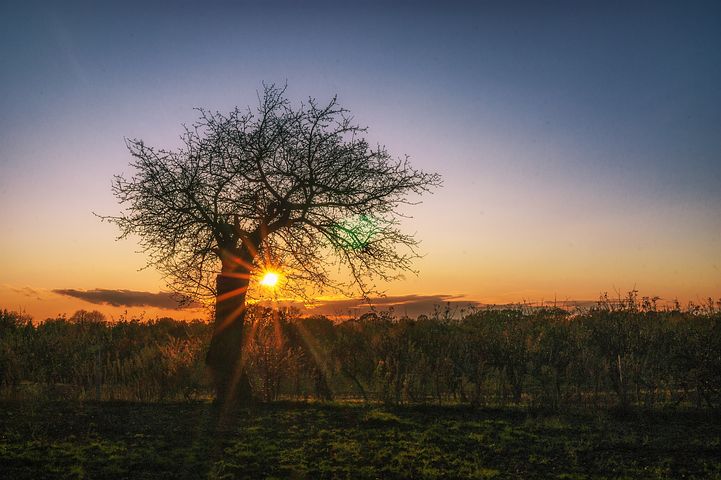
[0,310,209,401]
[1,295,720,409]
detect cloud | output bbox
[50,288,599,317]
[52,289,202,309]
[271,294,600,318]
[272,294,484,319]
[6,285,43,300]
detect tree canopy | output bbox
[105,84,441,305]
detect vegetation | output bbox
[2,293,720,409]
[2,297,720,478]
[1,401,719,479]
[101,84,441,405]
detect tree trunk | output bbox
[206,272,253,408]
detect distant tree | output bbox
[69,310,106,323]
[102,84,441,407]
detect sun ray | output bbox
[272,309,283,350]
[240,235,259,261]
[221,271,252,280]
[216,285,249,303]
[214,302,248,334]
[294,320,334,395]
[218,306,260,418]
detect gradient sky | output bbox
[1,0,720,320]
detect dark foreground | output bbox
[1,402,719,479]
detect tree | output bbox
[102,84,441,407]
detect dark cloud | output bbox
[273,294,483,319]
[52,288,597,316]
[8,285,42,300]
[52,289,202,309]
[272,295,599,318]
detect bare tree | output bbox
[102,84,441,406]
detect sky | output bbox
[1,0,720,321]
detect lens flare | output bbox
[260,271,279,288]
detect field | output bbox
[2,306,720,478]
[1,401,720,479]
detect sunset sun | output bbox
[260,271,279,288]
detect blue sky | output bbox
[1,1,720,318]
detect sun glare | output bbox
[260,271,279,288]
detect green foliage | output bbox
[1,402,719,479]
[1,300,720,409]
[0,310,210,401]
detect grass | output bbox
[1,401,719,479]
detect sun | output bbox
[259,271,279,288]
